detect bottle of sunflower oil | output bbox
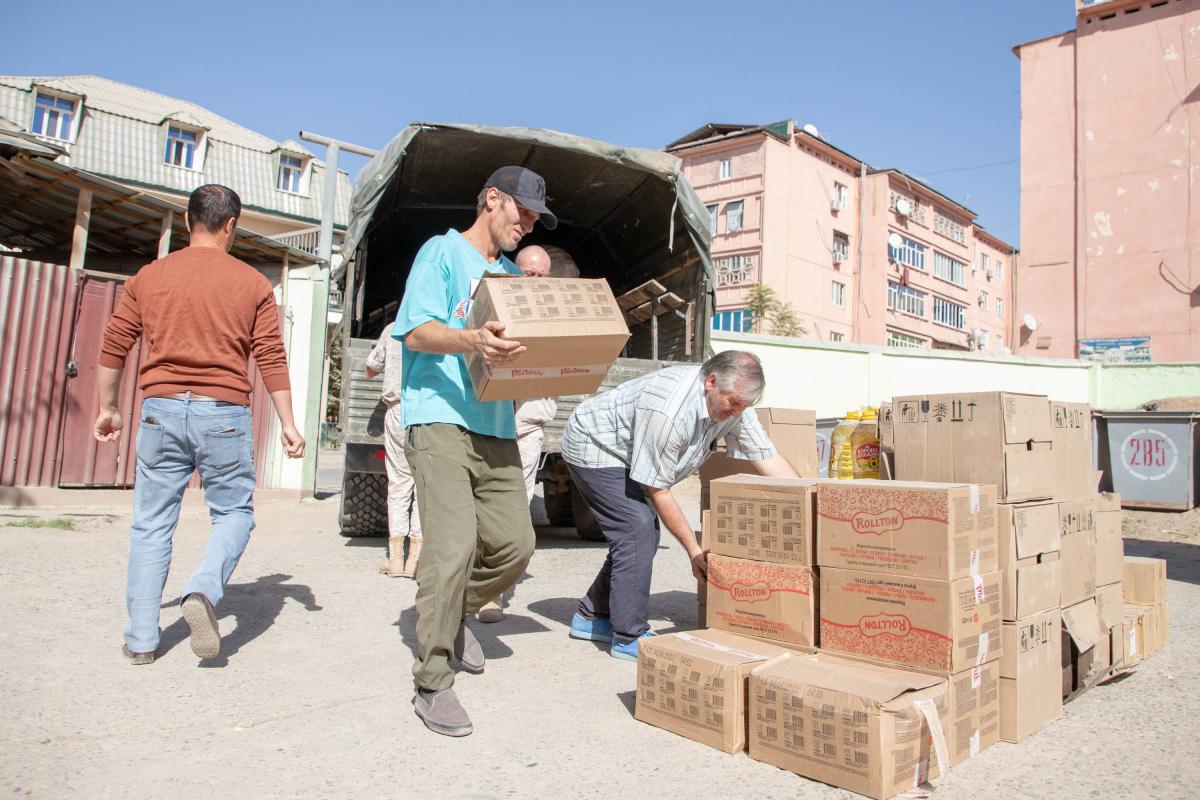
[833,410,862,480]
[851,407,881,480]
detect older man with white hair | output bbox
[560,350,799,661]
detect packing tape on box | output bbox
[911,697,951,791]
[1129,628,1138,656]
[484,363,611,380]
[673,632,774,661]
[969,484,981,514]
[969,549,980,577]
[969,729,981,757]
[976,632,990,666]
[971,666,982,689]
[973,575,985,604]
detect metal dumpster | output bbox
[1095,411,1200,510]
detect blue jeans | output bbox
[124,395,256,653]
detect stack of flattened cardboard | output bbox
[815,479,1003,766]
[748,653,951,800]
[698,408,819,511]
[704,476,819,647]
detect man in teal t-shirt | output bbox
[395,166,558,737]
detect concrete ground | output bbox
[1,462,1197,799]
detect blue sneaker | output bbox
[569,612,613,643]
[610,631,655,662]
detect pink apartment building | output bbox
[1014,0,1199,362]
[668,122,1015,352]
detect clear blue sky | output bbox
[7,0,1076,246]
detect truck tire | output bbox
[571,484,606,542]
[543,480,574,527]
[340,471,389,537]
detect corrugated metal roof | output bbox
[0,75,352,226]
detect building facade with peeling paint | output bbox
[668,122,1014,353]
[1015,0,1200,362]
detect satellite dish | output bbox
[802,123,821,138]
[887,233,904,250]
[895,198,913,217]
[1023,313,1039,331]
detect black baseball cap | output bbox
[484,166,558,230]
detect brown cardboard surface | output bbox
[999,609,1062,742]
[1095,583,1124,631]
[699,408,819,509]
[817,480,998,581]
[818,567,1003,673]
[710,476,819,565]
[1094,494,1124,588]
[995,501,1061,620]
[879,402,895,453]
[1124,556,1167,605]
[893,392,1053,502]
[464,275,629,401]
[697,513,709,627]
[706,555,817,647]
[749,653,949,800]
[1061,598,1107,696]
[1058,498,1097,607]
[1050,401,1096,500]
[635,629,796,753]
[942,662,1001,764]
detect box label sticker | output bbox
[973,575,985,605]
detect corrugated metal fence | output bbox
[0,258,81,486]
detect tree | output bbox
[770,301,805,337]
[744,283,778,334]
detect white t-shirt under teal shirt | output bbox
[393,229,522,439]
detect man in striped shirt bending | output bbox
[560,350,799,661]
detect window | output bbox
[995,260,1004,281]
[832,182,848,211]
[831,280,846,307]
[726,200,744,233]
[979,252,990,274]
[164,125,199,169]
[996,333,1004,353]
[719,158,732,180]
[277,154,305,193]
[932,251,966,287]
[32,92,76,142]
[888,235,926,270]
[887,282,926,317]
[887,330,925,349]
[829,332,845,342]
[714,254,755,286]
[978,289,989,308]
[996,297,1004,317]
[978,330,990,349]
[832,231,850,263]
[933,210,966,244]
[933,296,966,329]
[706,204,718,235]
[712,309,752,333]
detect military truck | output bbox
[335,123,714,539]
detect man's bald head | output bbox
[515,245,552,277]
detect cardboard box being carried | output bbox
[464,275,629,401]
[819,567,1003,673]
[699,408,819,509]
[635,629,797,753]
[706,554,817,647]
[1058,498,1097,607]
[1050,401,1097,500]
[710,476,818,565]
[892,392,1053,502]
[697,512,709,627]
[1094,493,1124,588]
[997,501,1062,620]
[999,608,1063,742]
[749,653,950,800]
[817,480,998,581]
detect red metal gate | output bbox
[57,273,278,488]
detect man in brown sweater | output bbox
[94,184,305,665]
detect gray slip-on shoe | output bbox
[181,593,220,659]
[412,688,473,737]
[122,644,155,665]
[454,619,485,674]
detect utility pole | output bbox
[297,131,377,496]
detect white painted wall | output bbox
[713,331,1094,417]
[270,273,317,490]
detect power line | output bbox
[918,157,1019,176]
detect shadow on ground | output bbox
[158,573,321,666]
[1125,538,1200,585]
